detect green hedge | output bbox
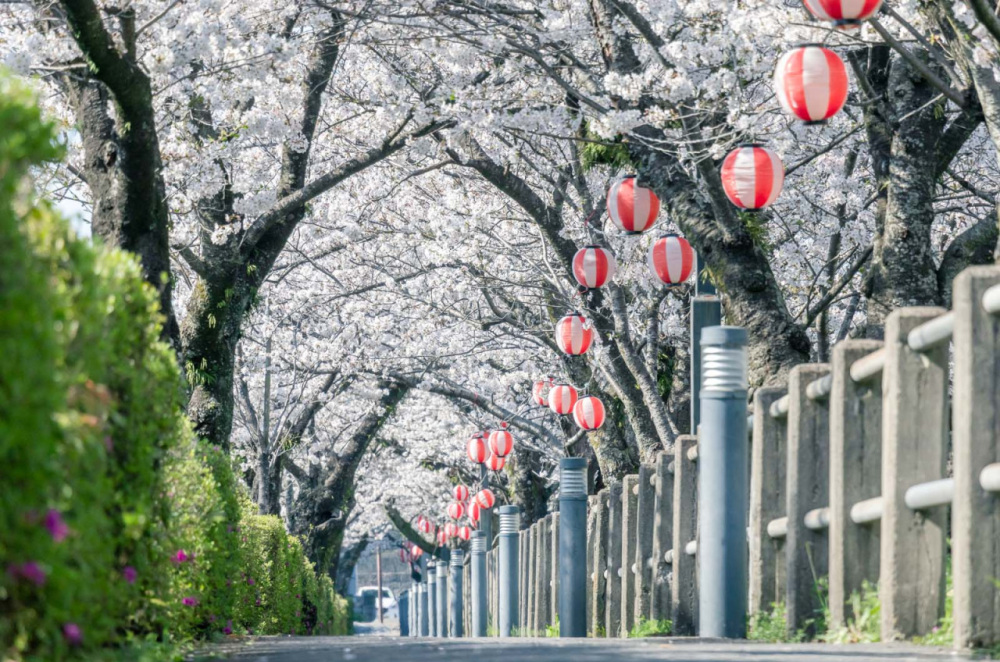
[0,73,348,661]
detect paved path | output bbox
[197,636,970,661]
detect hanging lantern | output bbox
[469,499,481,524]
[458,525,472,542]
[418,517,434,534]
[802,0,883,26]
[489,424,513,458]
[648,234,694,286]
[437,530,448,546]
[445,522,458,539]
[555,313,593,356]
[573,395,607,430]
[476,488,496,509]
[467,433,488,464]
[453,484,470,502]
[720,145,785,210]
[572,246,617,289]
[411,543,423,559]
[486,452,506,471]
[548,383,578,415]
[774,45,848,124]
[400,548,409,563]
[607,176,660,233]
[447,501,466,520]
[532,377,555,406]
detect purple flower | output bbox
[7,561,47,587]
[224,620,233,635]
[255,598,261,606]
[63,623,83,646]
[182,596,198,607]
[122,566,137,584]
[44,509,69,542]
[247,577,254,586]
[171,549,190,564]
[104,436,114,452]
[209,614,217,623]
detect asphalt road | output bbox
[198,636,971,661]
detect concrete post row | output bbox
[828,339,883,629]
[589,491,609,636]
[634,464,656,625]
[650,451,674,623]
[748,387,786,616]
[784,364,830,638]
[604,482,623,638]
[952,266,1000,648]
[672,434,698,635]
[880,308,949,640]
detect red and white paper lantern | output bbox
[548,383,578,415]
[437,530,448,546]
[648,234,694,286]
[572,245,617,289]
[607,176,660,233]
[411,544,423,559]
[469,499,481,524]
[532,377,555,406]
[774,45,848,124]
[418,517,434,534]
[486,452,506,471]
[476,488,496,509]
[444,523,458,539]
[555,313,593,356]
[453,484,470,502]
[489,425,513,458]
[458,525,472,542]
[467,434,488,464]
[447,501,466,520]
[572,396,606,430]
[720,145,784,210]
[803,0,882,26]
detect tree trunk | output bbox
[505,446,550,527]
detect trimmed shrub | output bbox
[0,73,349,661]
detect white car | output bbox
[355,586,396,622]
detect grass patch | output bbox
[628,616,672,637]
[820,580,880,644]
[545,618,560,637]
[748,602,801,643]
[915,556,953,647]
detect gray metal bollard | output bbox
[698,326,749,639]
[559,458,588,637]
[471,531,488,636]
[427,563,437,636]
[498,505,521,637]
[450,549,464,638]
[437,559,449,637]
[400,589,410,636]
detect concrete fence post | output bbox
[559,458,588,637]
[471,530,488,636]
[519,527,527,633]
[539,516,552,631]
[785,363,831,639]
[450,550,464,637]
[650,451,674,623]
[634,463,656,624]
[621,474,640,636]
[953,266,1000,649]
[498,505,521,637]
[828,339,883,629]
[400,589,409,636]
[672,434,699,635]
[419,555,430,636]
[465,560,471,636]
[589,491,609,636]
[881,307,949,639]
[749,387,787,616]
[437,557,449,638]
[526,522,537,635]
[551,511,560,627]
[698,326,749,639]
[605,482,624,638]
[428,563,437,637]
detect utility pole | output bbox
[376,546,384,623]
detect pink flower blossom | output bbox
[7,561,47,587]
[122,566,137,584]
[224,620,233,635]
[44,509,69,542]
[182,596,198,607]
[63,623,83,645]
[171,549,190,564]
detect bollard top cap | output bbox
[700,325,747,347]
[470,530,485,539]
[560,457,587,469]
[498,505,520,515]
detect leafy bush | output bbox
[820,580,880,644]
[748,602,800,642]
[0,72,348,661]
[627,616,672,638]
